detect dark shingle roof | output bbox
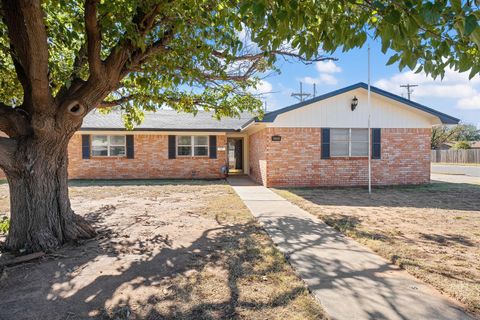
[81,110,255,131]
[82,83,460,131]
[243,82,460,126]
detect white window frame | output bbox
[176,135,209,157]
[331,128,369,157]
[91,135,126,157]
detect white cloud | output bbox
[250,80,273,95]
[300,61,341,86]
[301,73,338,86]
[374,67,480,109]
[457,95,480,110]
[315,60,342,74]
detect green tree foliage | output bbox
[0,216,9,234]
[452,124,480,141]
[452,141,472,149]
[0,0,479,125]
[431,124,480,149]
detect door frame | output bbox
[226,134,248,174]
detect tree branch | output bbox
[122,28,175,75]
[0,103,31,138]
[99,95,137,108]
[85,0,103,78]
[212,49,337,64]
[1,0,53,113]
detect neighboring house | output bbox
[3,82,460,186]
[470,141,480,149]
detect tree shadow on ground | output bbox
[255,214,476,320]
[0,206,318,320]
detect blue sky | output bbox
[256,39,480,127]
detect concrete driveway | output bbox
[432,173,480,185]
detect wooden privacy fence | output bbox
[431,149,480,163]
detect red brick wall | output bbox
[68,134,227,179]
[249,127,431,187]
[248,129,267,185]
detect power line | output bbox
[400,84,418,100]
[291,82,318,102]
[291,82,311,102]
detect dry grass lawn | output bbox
[0,180,326,320]
[274,181,480,315]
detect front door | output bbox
[227,138,243,172]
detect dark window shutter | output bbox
[209,136,217,159]
[168,135,176,159]
[82,135,90,159]
[321,128,330,159]
[372,128,381,159]
[126,135,134,159]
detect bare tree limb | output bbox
[122,28,175,75]
[85,0,103,78]
[212,49,337,64]
[1,0,53,113]
[99,95,137,108]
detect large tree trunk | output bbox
[5,135,95,252]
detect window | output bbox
[91,135,126,157]
[177,136,192,156]
[177,135,209,156]
[330,129,368,157]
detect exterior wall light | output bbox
[351,96,358,111]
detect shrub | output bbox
[0,217,9,234]
[453,141,471,150]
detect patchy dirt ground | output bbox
[274,181,480,315]
[0,180,326,320]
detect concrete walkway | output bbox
[228,176,476,320]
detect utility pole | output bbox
[400,84,418,100]
[313,83,316,98]
[291,82,311,102]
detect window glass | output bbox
[92,135,108,147]
[194,146,208,156]
[91,147,108,156]
[177,146,192,156]
[194,136,208,146]
[177,136,208,156]
[177,136,191,146]
[110,146,126,156]
[351,142,369,156]
[331,142,349,156]
[351,129,369,156]
[351,129,368,142]
[91,135,126,157]
[110,135,126,146]
[330,129,369,157]
[331,129,349,141]
[331,129,349,156]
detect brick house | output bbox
[1,83,459,186]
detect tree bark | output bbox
[4,135,95,252]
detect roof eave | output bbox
[252,82,460,125]
[80,127,240,132]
